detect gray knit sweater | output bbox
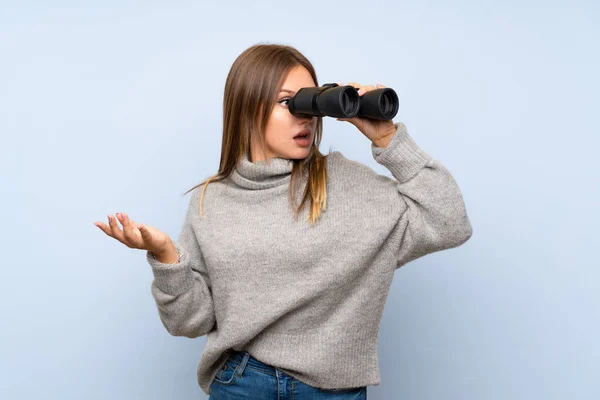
[146,122,473,395]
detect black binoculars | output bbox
[288,83,398,121]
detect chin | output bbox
[287,148,312,160]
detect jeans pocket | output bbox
[321,386,364,394]
[213,359,240,385]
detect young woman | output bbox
[95,43,473,399]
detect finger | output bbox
[347,82,365,96]
[358,85,376,96]
[376,82,386,88]
[118,212,136,232]
[94,221,115,237]
[345,82,374,96]
[119,213,137,242]
[107,214,126,243]
[336,116,358,125]
[138,224,152,243]
[342,82,362,95]
[345,82,362,91]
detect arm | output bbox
[146,188,216,337]
[371,122,473,268]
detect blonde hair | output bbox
[183,43,329,225]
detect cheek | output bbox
[266,110,293,140]
[271,108,293,125]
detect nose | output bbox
[294,114,312,122]
[300,119,315,132]
[298,115,316,124]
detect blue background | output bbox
[1,1,598,399]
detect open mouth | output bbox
[293,132,312,147]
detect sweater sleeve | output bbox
[146,187,216,338]
[371,122,473,269]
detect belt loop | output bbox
[234,352,250,377]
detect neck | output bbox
[229,152,295,190]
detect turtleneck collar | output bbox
[229,152,295,190]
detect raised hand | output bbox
[94,212,173,256]
[336,82,397,147]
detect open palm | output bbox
[94,212,172,254]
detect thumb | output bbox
[138,225,151,240]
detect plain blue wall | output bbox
[2,1,598,399]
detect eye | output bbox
[278,97,290,106]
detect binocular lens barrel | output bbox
[341,89,358,116]
[288,83,398,121]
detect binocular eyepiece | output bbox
[288,83,398,121]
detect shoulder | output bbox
[185,177,226,211]
[325,151,400,204]
[326,150,390,183]
[326,150,363,172]
[324,151,402,217]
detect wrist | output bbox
[371,124,397,149]
[372,133,394,149]
[152,241,180,264]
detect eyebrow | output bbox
[280,89,297,95]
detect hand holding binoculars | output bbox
[288,83,399,121]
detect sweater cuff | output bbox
[371,122,433,183]
[146,244,194,296]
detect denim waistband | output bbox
[227,350,285,377]
[225,350,367,393]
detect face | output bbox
[250,65,318,163]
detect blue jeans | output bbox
[209,350,367,399]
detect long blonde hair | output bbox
[183,43,328,225]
